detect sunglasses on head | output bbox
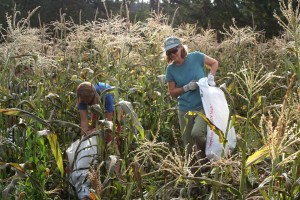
[166,46,180,56]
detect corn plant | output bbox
[0,1,300,199]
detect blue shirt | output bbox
[78,82,114,112]
[165,51,205,111]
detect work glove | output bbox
[183,81,198,92]
[208,73,216,86]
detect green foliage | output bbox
[0,0,284,43]
[0,1,299,199]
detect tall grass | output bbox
[0,1,299,199]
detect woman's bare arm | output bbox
[167,81,185,97]
[79,109,89,135]
[204,55,219,75]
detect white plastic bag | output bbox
[67,135,99,199]
[66,139,80,167]
[197,78,236,161]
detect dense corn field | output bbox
[0,0,299,199]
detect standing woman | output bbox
[164,36,219,166]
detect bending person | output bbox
[76,81,114,135]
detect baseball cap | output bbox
[164,36,181,51]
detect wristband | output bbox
[78,102,87,110]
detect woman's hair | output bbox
[166,45,188,64]
[76,81,96,105]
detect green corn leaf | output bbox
[98,87,126,100]
[118,100,145,140]
[46,119,82,131]
[132,119,145,140]
[0,108,49,127]
[0,108,21,116]
[47,133,64,177]
[246,145,270,168]
[247,185,288,199]
[0,162,25,174]
[184,176,242,199]
[97,86,126,115]
[190,111,227,144]
[16,100,36,111]
[231,115,236,127]
[8,163,26,174]
[125,183,134,200]
[45,92,62,106]
[277,149,300,167]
